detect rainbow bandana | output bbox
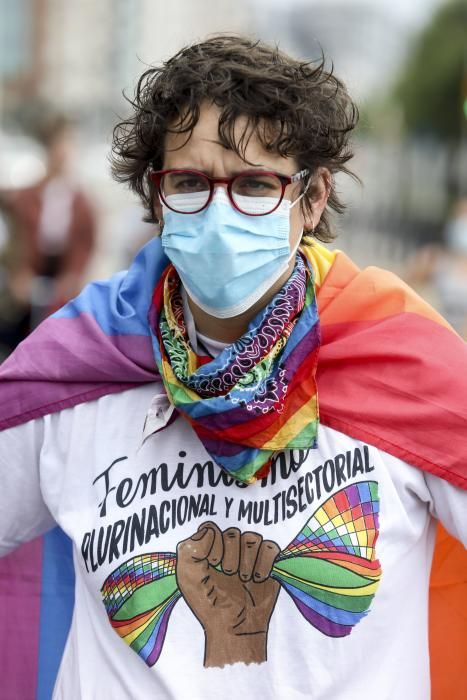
[148,253,320,484]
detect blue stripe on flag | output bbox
[37,528,75,700]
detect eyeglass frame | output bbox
[149,167,310,216]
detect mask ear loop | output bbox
[291,175,315,238]
[289,173,312,210]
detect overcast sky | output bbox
[251,0,449,99]
[254,0,445,28]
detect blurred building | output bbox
[0,0,457,277]
[0,0,44,112]
[0,0,253,276]
[1,0,251,130]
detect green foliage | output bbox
[394,0,467,140]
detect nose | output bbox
[211,184,230,202]
[213,183,228,193]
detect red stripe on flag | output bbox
[318,312,467,488]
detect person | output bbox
[0,36,466,700]
[405,197,467,340]
[0,113,96,353]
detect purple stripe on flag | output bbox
[0,314,156,381]
[0,382,144,431]
[0,314,160,430]
[0,538,43,700]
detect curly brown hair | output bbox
[111,35,359,242]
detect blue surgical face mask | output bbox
[161,189,304,318]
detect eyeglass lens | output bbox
[161,171,284,214]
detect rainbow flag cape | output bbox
[0,238,466,698]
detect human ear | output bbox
[154,200,163,225]
[302,167,331,232]
[153,191,163,226]
[148,173,163,225]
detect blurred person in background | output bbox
[432,198,467,339]
[404,197,467,340]
[0,113,96,354]
[0,36,466,700]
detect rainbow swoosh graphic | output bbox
[101,481,381,666]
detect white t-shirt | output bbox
[0,383,466,700]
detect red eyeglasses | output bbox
[149,168,310,216]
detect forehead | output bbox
[163,102,297,174]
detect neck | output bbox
[187,258,296,343]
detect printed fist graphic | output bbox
[176,521,281,667]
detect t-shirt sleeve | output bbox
[0,419,55,556]
[425,472,467,547]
